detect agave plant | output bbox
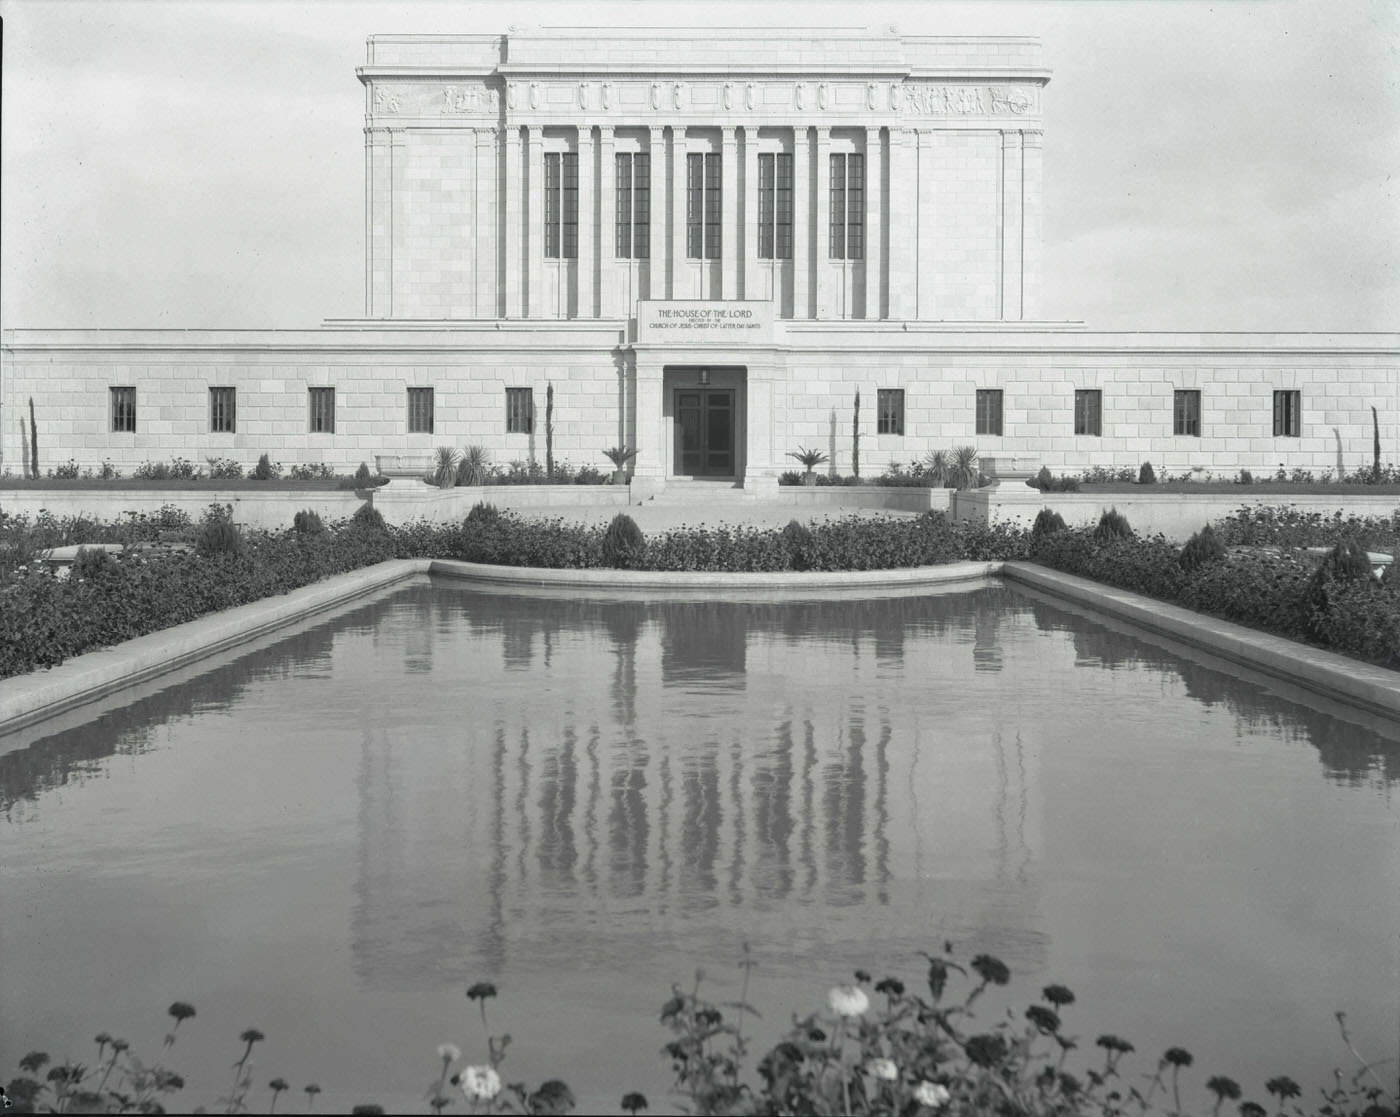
[948,445,980,490]
[603,446,639,469]
[456,445,490,487]
[787,446,829,473]
[923,449,950,487]
[433,447,461,489]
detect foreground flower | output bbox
[827,984,870,1017]
[865,1057,898,1081]
[437,1043,462,1064]
[913,1081,952,1108]
[461,1065,501,1102]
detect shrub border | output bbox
[1001,562,1400,719]
[5,556,1398,740]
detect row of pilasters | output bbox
[365,123,1042,322]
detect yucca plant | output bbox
[434,446,461,489]
[603,446,638,469]
[923,449,950,487]
[949,445,980,490]
[456,445,490,487]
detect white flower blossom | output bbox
[461,1065,501,1102]
[827,984,870,1017]
[913,1081,952,1108]
[437,1043,462,1063]
[865,1057,898,1081]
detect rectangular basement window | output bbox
[1273,390,1301,437]
[506,387,534,434]
[309,387,336,434]
[209,387,236,433]
[1174,390,1201,437]
[1074,389,1102,436]
[975,389,1003,437]
[407,387,434,434]
[877,389,904,435]
[110,386,136,433]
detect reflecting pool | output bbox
[2,577,1397,1113]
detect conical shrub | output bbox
[602,513,645,568]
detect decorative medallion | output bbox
[672,82,685,110]
[650,82,661,110]
[723,82,734,111]
[867,81,878,110]
[889,83,901,112]
[795,82,807,110]
[745,82,757,111]
[602,81,613,110]
[529,81,541,110]
[818,82,830,110]
[578,82,588,109]
[507,82,518,110]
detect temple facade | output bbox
[2,27,1396,487]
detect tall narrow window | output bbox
[544,152,578,259]
[975,389,1003,437]
[1074,389,1102,436]
[1174,390,1201,436]
[877,389,905,436]
[407,387,434,434]
[615,153,650,259]
[309,387,335,434]
[110,386,136,433]
[210,387,237,433]
[829,153,865,260]
[1273,390,1301,437]
[686,152,722,259]
[506,387,534,434]
[757,153,794,259]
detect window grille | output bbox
[210,387,236,433]
[975,389,1003,437]
[309,387,335,434]
[506,387,534,434]
[1273,390,1301,437]
[110,386,136,433]
[829,153,865,260]
[686,152,722,259]
[877,389,904,435]
[615,153,650,258]
[544,152,578,259]
[756,153,794,260]
[1174,390,1201,437]
[407,387,434,434]
[1074,390,1102,436]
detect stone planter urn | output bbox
[612,469,628,486]
[981,455,1040,487]
[802,472,818,487]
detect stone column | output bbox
[1000,129,1024,321]
[887,127,915,320]
[864,126,883,320]
[504,125,523,317]
[389,130,407,316]
[792,125,810,319]
[577,125,595,318]
[598,125,616,317]
[721,125,739,299]
[742,362,783,494]
[670,127,688,298]
[473,128,495,318]
[365,128,392,317]
[814,126,831,319]
[526,126,546,318]
[647,126,665,300]
[742,126,760,300]
[1021,128,1044,321]
[631,353,665,499]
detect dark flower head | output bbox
[807,1027,826,1043]
[971,954,1010,986]
[350,1107,385,1116]
[1266,1077,1301,1100]
[466,982,498,1001]
[94,1034,113,1048]
[620,1092,649,1114]
[1058,1073,1082,1097]
[111,1039,130,1054]
[19,1052,49,1074]
[1239,1103,1267,1117]
[160,1072,185,1091]
[1163,1047,1193,1068]
[167,1002,196,1023]
[270,1078,289,1092]
[663,1042,688,1063]
[874,977,905,996]
[660,996,685,1021]
[926,958,950,1001]
[304,1085,322,1095]
[853,969,871,983]
[527,1079,576,1115]
[1042,984,1075,1008]
[964,1034,1009,1068]
[239,1029,265,1046]
[696,1008,723,1028]
[1207,1077,1241,1101]
[1025,1005,1060,1034]
[1096,1034,1135,1054]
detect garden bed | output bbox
[0,478,349,491]
[1075,481,1400,495]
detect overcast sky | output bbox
[2,0,1397,331]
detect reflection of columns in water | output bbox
[752,719,797,901]
[536,723,578,888]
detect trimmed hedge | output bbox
[1032,527,1400,668]
[1214,504,1400,553]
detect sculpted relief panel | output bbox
[367,79,1041,122]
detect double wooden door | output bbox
[674,389,735,477]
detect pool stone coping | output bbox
[3,556,1398,736]
[999,562,1400,720]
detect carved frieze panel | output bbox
[902,83,1040,117]
[372,81,500,120]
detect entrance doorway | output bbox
[674,389,735,477]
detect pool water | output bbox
[2,577,1396,1113]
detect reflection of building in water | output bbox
[349,588,1050,986]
